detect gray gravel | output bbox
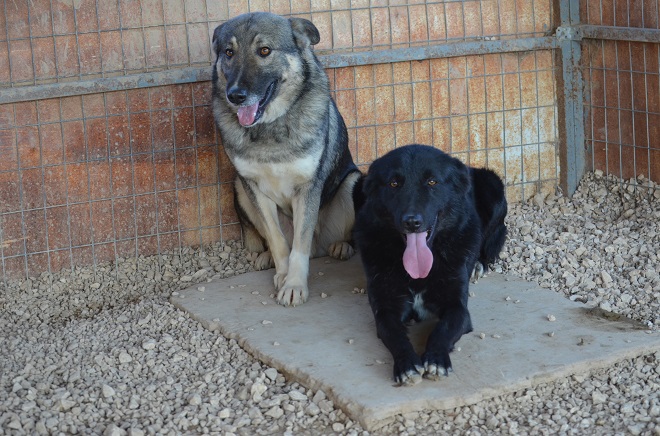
[1,171,659,435]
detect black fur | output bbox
[470,167,508,272]
[352,144,507,385]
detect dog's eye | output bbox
[427,179,437,186]
[225,49,234,58]
[389,180,399,188]
[259,47,271,57]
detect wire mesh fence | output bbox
[580,0,660,191]
[0,0,612,281]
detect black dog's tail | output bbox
[470,168,508,271]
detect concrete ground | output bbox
[173,255,659,431]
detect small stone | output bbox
[262,320,272,325]
[264,368,278,381]
[219,408,231,419]
[104,424,126,436]
[265,406,284,419]
[592,391,608,404]
[128,396,139,409]
[321,292,328,298]
[332,423,345,432]
[305,403,320,416]
[142,339,156,350]
[197,286,205,292]
[286,390,306,402]
[312,390,326,403]
[188,393,202,406]
[479,333,486,339]
[251,381,267,402]
[547,314,556,322]
[102,384,115,398]
[118,352,132,363]
[57,398,76,411]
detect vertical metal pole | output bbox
[558,0,585,195]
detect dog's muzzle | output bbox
[230,81,277,127]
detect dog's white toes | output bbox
[423,363,448,381]
[277,285,309,307]
[254,251,274,271]
[398,369,423,386]
[328,241,355,260]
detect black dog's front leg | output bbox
[422,299,472,380]
[372,307,424,386]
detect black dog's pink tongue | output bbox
[237,103,259,126]
[403,232,433,279]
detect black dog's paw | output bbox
[421,350,453,381]
[393,354,425,386]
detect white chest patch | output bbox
[412,292,432,320]
[233,155,320,210]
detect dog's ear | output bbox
[362,175,375,197]
[448,159,471,196]
[289,17,321,47]
[212,23,225,56]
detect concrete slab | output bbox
[172,256,660,431]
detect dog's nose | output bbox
[227,87,248,105]
[402,214,423,233]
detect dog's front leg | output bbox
[247,187,292,291]
[373,308,424,386]
[275,189,321,306]
[422,292,472,380]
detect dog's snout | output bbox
[402,214,423,233]
[227,87,248,105]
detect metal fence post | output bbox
[557,0,585,195]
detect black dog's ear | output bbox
[362,173,378,197]
[448,159,471,195]
[289,17,321,48]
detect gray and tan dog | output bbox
[211,12,361,306]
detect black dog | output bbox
[352,144,507,385]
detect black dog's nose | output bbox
[227,87,248,105]
[402,214,423,232]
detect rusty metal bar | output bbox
[0,37,558,105]
[578,25,660,43]
[0,67,212,105]
[319,37,558,68]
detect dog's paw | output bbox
[471,262,485,283]
[421,351,452,381]
[328,241,355,260]
[254,251,274,271]
[393,355,425,386]
[276,284,309,307]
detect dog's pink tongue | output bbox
[237,103,259,126]
[403,232,433,279]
